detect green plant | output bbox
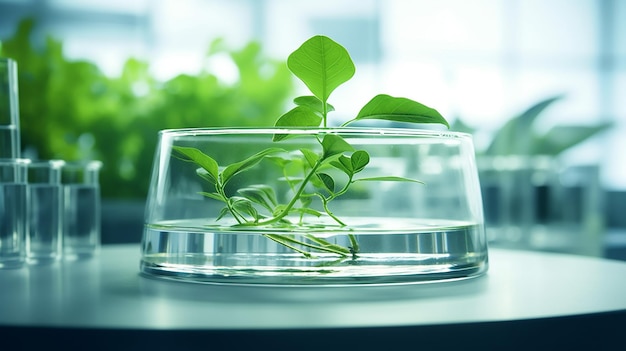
[453,95,612,156]
[174,35,449,259]
[0,18,293,199]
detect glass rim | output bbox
[0,158,31,165]
[62,160,103,171]
[26,159,66,168]
[157,127,472,140]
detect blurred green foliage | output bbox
[0,19,294,199]
[452,95,612,156]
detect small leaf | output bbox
[321,134,354,159]
[292,207,324,217]
[216,207,231,221]
[316,172,335,193]
[299,148,319,167]
[221,147,284,185]
[294,96,335,114]
[273,204,288,217]
[238,187,274,211]
[287,35,355,103]
[350,150,370,173]
[230,197,259,221]
[199,191,226,202]
[196,168,217,185]
[347,94,449,128]
[278,176,305,187]
[249,184,278,206]
[330,155,352,175]
[273,106,323,141]
[172,146,219,185]
[354,176,424,184]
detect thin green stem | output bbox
[348,234,359,257]
[304,234,351,255]
[263,234,314,258]
[321,198,346,226]
[322,101,328,128]
[256,159,322,226]
[219,185,245,224]
[264,234,350,257]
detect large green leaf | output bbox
[287,35,355,103]
[172,146,219,185]
[347,94,449,128]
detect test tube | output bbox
[0,58,20,158]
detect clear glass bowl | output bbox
[140,128,488,285]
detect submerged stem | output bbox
[264,234,350,257]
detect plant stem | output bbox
[220,186,245,224]
[256,159,322,226]
[264,234,350,257]
[263,234,314,258]
[321,198,346,226]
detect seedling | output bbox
[173,35,449,259]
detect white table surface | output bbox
[1,244,625,331]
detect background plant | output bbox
[453,95,612,156]
[0,18,294,199]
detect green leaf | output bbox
[293,96,335,114]
[273,106,323,141]
[198,191,226,202]
[300,148,319,167]
[230,196,259,220]
[534,123,612,156]
[221,147,284,185]
[330,155,353,175]
[346,94,449,128]
[172,146,219,185]
[238,187,275,211]
[354,176,424,184]
[292,207,324,217]
[278,176,305,187]
[321,134,354,159]
[485,95,564,155]
[350,150,370,173]
[196,168,217,185]
[316,172,335,193]
[287,35,355,104]
[248,184,278,206]
[265,155,291,168]
[216,206,231,221]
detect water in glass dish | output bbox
[140,217,488,285]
